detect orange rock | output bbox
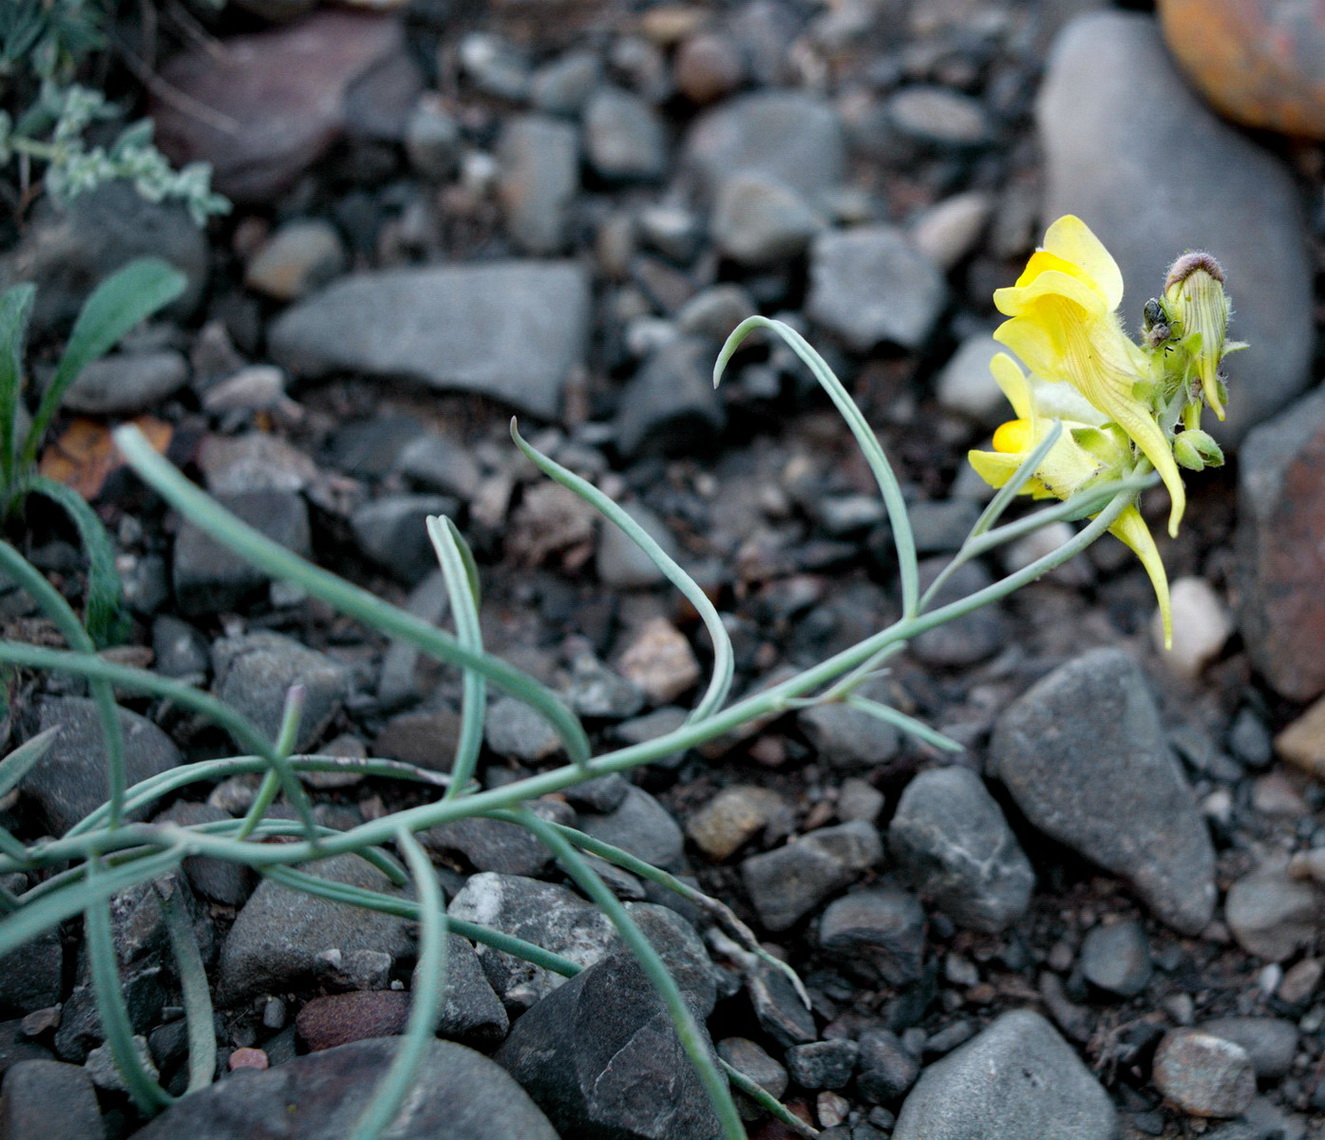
[1158,0,1325,139]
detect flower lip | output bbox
[1164,251,1224,292]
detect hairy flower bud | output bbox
[1163,252,1231,420]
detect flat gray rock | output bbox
[23,697,182,836]
[889,766,1035,933]
[269,261,591,420]
[893,1010,1118,1140]
[0,1059,102,1140]
[132,1037,559,1139]
[217,853,413,1005]
[1038,12,1312,444]
[988,648,1216,934]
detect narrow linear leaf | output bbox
[0,283,36,489]
[842,694,965,753]
[156,876,216,1095]
[0,724,60,799]
[24,259,186,470]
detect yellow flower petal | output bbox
[1041,215,1125,310]
[989,352,1031,418]
[993,419,1033,454]
[1109,504,1172,650]
[968,448,1021,489]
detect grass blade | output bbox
[0,724,60,799]
[114,425,591,765]
[156,874,216,1095]
[0,283,35,491]
[511,420,735,722]
[351,828,448,1140]
[425,517,487,796]
[23,258,186,470]
[716,316,919,618]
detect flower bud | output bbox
[1164,252,1231,421]
[1173,428,1223,472]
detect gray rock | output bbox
[912,559,1009,668]
[614,336,726,459]
[676,284,757,343]
[23,697,181,835]
[563,773,631,814]
[1153,1029,1256,1119]
[498,115,580,255]
[1199,1018,1299,1082]
[447,873,617,1008]
[988,647,1217,934]
[244,219,345,302]
[578,785,686,872]
[132,1037,558,1139]
[786,1039,858,1090]
[0,181,207,333]
[719,1036,787,1107]
[747,961,816,1047]
[565,654,646,721]
[437,935,509,1045]
[423,816,554,878]
[173,488,311,617]
[684,91,845,207]
[807,227,946,352]
[395,433,481,500]
[404,94,461,180]
[908,500,982,556]
[150,614,210,680]
[856,1028,921,1105]
[270,262,592,420]
[889,766,1035,933]
[531,50,602,116]
[0,1021,53,1082]
[711,174,825,267]
[886,86,992,148]
[0,1059,102,1140]
[61,349,189,414]
[153,800,252,905]
[1224,867,1320,962]
[595,501,678,590]
[495,953,723,1140]
[1038,12,1313,444]
[686,785,790,862]
[217,853,413,1005]
[1079,920,1152,997]
[0,928,62,1014]
[483,695,565,762]
[584,87,667,182]
[799,702,900,771]
[324,414,427,480]
[212,631,349,753]
[742,820,883,932]
[1236,386,1325,703]
[350,493,459,583]
[893,1010,1118,1140]
[197,431,319,495]
[935,332,1005,422]
[817,885,926,986]
[54,964,167,1062]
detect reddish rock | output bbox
[1159,0,1325,139]
[295,991,410,1053]
[1237,388,1325,702]
[228,1047,269,1071]
[152,11,406,204]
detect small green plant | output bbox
[0,221,1240,1138]
[0,0,229,223]
[0,256,186,645]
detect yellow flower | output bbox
[969,353,1174,648]
[992,215,1186,538]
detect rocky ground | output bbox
[1,0,1324,1137]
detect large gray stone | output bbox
[1038,12,1312,444]
[893,1010,1118,1140]
[495,953,723,1140]
[269,262,591,420]
[988,648,1216,934]
[217,853,413,1005]
[132,1037,559,1139]
[889,766,1035,933]
[0,1060,102,1140]
[23,697,182,835]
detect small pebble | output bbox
[1154,576,1231,676]
[229,1047,270,1071]
[1152,1029,1256,1118]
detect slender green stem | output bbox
[516,808,745,1140]
[114,426,591,766]
[426,517,488,796]
[967,419,1065,540]
[0,540,127,827]
[842,695,964,753]
[235,684,309,842]
[510,421,736,723]
[717,317,919,617]
[156,876,217,1095]
[720,1059,819,1138]
[351,828,448,1140]
[84,860,174,1113]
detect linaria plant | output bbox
[0,218,1237,1139]
[0,257,185,647]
